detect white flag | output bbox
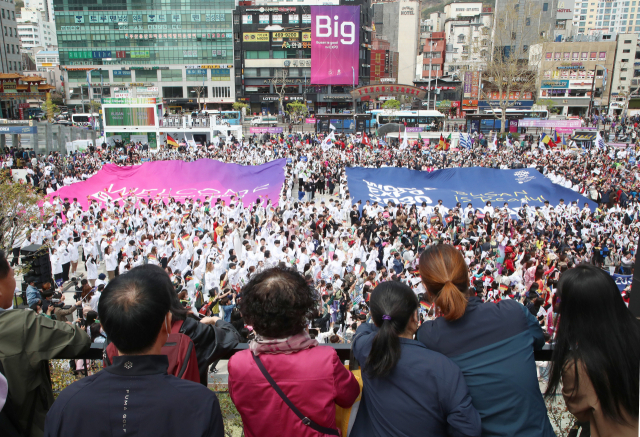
[330,124,337,131]
[595,131,606,148]
[490,134,497,151]
[321,131,335,152]
[399,128,409,150]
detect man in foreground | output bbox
[44,264,225,437]
[0,249,90,437]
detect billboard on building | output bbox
[556,0,575,20]
[311,5,359,85]
[104,107,155,126]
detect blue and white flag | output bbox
[595,131,606,149]
[459,133,471,149]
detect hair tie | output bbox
[382,315,392,321]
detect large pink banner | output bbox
[47,159,286,210]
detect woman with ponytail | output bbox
[417,244,554,437]
[351,281,481,437]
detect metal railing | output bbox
[75,341,554,373]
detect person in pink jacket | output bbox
[228,267,360,437]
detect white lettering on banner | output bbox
[89,184,266,203]
[315,15,355,44]
[363,179,434,206]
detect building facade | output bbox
[608,34,639,114]
[0,0,23,74]
[443,3,492,75]
[573,0,640,35]
[17,8,57,53]
[233,1,372,115]
[530,39,617,115]
[419,31,445,79]
[53,0,235,112]
[35,49,58,71]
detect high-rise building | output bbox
[18,8,57,53]
[53,0,235,112]
[573,0,639,35]
[373,0,419,84]
[609,33,639,114]
[26,0,55,23]
[0,0,23,74]
[233,0,372,115]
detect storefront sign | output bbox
[0,126,37,134]
[305,118,316,123]
[541,80,569,89]
[0,93,46,99]
[478,100,534,109]
[102,97,157,104]
[518,119,581,128]
[250,127,284,133]
[350,84,426,99]
[243,32,269,42]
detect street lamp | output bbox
[588,63,607,118]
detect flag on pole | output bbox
[400,127,409,150]
[362,132,370,147]
[329,123,337,131]
[444,133,451,151]
[490,133,498,151]
[506,136,513,148]
[167,134,178,148]
[417,131,423,146]
[438,134,445,150]
[321,130,336,151]
[541,134,557,148]
[459,133,470,149]
[595,131,606,148]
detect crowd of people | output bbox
[0,121,639,436]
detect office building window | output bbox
[162,86,183,98]
[543,3,548,11]
[161,69,183,82]
[136,70,158,81]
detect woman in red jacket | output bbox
[228,267,360,437]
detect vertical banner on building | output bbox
[463,72,472,98]
[311,5,360,85]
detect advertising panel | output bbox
[104,107,155,127]
[556,0,575,20]
[243,32,269,42]
[311,5,359,85]
[541,80,569,89]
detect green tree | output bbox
[536,98,557,113]
[14,0,23,12]
[89,100,101,114]
[286,101,308,121]
[232,102,248,111]
[382,99,401,110]
[41,94,58,122]
[0,172,53,256]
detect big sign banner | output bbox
[47,159,286,210]
[311,5,359,85]
[345,167,597,214]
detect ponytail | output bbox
[435,281,468,321]
[366,318,401,378]
[365,281,418,378]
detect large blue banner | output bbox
[611,273,633,292]
[345,167,597,214]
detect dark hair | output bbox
[366,281,418,378]
[0,249,9,280]
[239,267,318,338]
[98,264,172,354]
[545,264,640,424]
[419,245,469,321]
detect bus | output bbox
[71,113,99,128]
[482,108,549,119]
[376,110,445,130]
[220,111,242,125]
[365,109,384,131]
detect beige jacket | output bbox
[562,359,638,437]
